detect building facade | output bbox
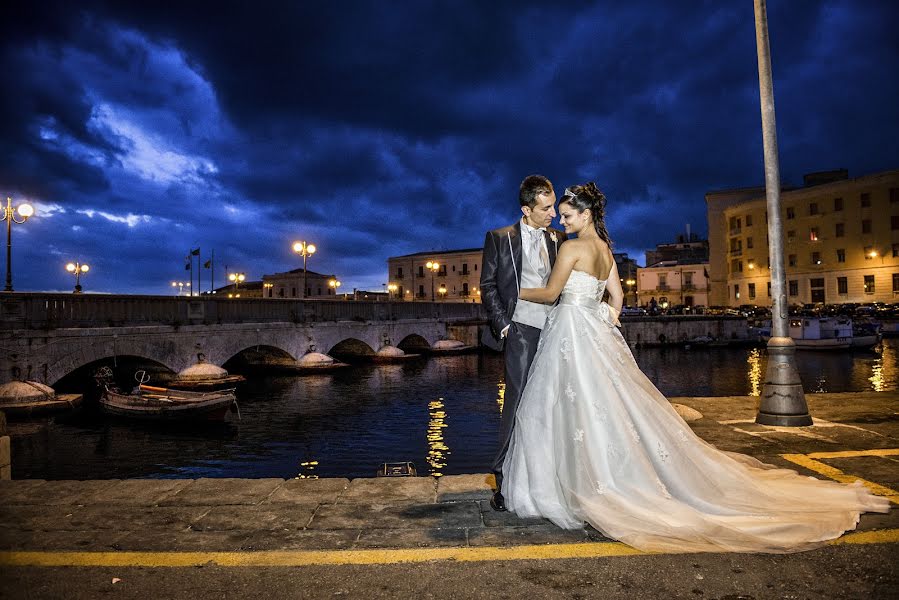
[706,169,899,307]
[387,249,483,302]
[637,261,710,308]
[614,252,640,306]
[644,232,709,267]
[261,269,340,299]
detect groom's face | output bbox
[522,191,557,229]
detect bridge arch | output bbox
[328,338,376,358]
[397,334,430,353]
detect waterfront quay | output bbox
[1,391,897,599]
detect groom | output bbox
[480,174,566,511]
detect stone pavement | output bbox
[0,392,897,599]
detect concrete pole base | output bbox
[756,336,812,426]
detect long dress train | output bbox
[502,270,890,553]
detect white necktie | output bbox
[531,229,549,279]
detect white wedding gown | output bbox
[502,270,890,553]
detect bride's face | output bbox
[559,202,589,234]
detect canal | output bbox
[9,340,898,481]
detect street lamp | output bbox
[425,260,439,301]
[171,281,190,296]
[329,277,341,299]
[438,284,447,301]
[228,272,245,296]
[65,261,89,293]
[263,281,273,298]
[387,282,398,300]
[292,240,316,298]
[625,278,636,307]
[753,0,811,426]
[2,197,34,292]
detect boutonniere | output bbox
[549,231,558,243]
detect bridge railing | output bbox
[0,293,486,330]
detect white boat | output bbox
[760,317,853,350]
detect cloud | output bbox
[0,0,897,294]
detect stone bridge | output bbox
[0,294,486,386]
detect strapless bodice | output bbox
[561,270,606,300]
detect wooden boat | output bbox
[96,369,238,421]
[760,317,853,350]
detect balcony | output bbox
[729,227,742,236]
[729,249,742,257]
[657,284,670,291]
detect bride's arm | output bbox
[605,259,624,322]
[519,243,578,304]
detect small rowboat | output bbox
[96,369,238,421]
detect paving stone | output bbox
[0,528,128,551]
[478,500,549,528]
[1,480,120,505]
[64,505,212,531]
[340,477,436,505]
[240,529,361,551]
[158,478,285,506]
[264,478,349,504]
[308,502,482,530]
[824,457,899,488]
[0,505,87,531]
[467,524,590,547]
[190,504,319,531]
[0,480,49,505]
[113,529,252,551]
[85,479,193,505]
[436,474,494,502]
[353,527,468,549]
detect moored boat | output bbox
[761,317,855,350]
[96,369,237,421]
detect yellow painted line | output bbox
[780,453,899,504]
[0,542,646,568]
[805,448,899,459]
[1,530,897,568]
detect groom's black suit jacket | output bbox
[479,221,567,350]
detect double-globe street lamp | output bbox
[65,261,90,293]
[2,197,34,292]
[171,281,191,296]
[293,241,316,298]
[228,272,246,298]
[387,282,398,301]
[425,260,440,301]
[329,277,341,299]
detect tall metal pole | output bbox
[753,0,811,426]
[303,254,308,299]
[4,206,12,291]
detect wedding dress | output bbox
[502,269,890,553]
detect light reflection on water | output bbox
[10,340,897,480]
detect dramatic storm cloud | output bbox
[2,0,897,293]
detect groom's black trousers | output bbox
[493,321,542,492]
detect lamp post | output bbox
[438,284,447,301]
[625,278,636,307]
[328,277,341,299]
[171,281,190,296]
[2,197,34,292]
[292,241,316,298]
[263,281,273,298]
[425,260,439,301]
[387,283,398,301]
[228,272,245,298]
[753,0,811,426]
[65,262,89,293]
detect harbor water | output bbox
[9,340,897,481]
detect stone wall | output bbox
[0,411,9,480]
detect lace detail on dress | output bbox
[565,383,576,403]
[561,269,607,298]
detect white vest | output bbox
[512,231,551,330]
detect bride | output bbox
[501,182,890,553]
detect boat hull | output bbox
[100,389,236,421]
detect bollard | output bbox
[0,410,9,479]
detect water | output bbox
[10,340,898,480]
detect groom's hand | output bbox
[501,324,510,339]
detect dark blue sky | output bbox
[2,1,897,294]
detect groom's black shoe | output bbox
[490,491,507,512]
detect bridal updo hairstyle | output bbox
[561,182,613,249]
